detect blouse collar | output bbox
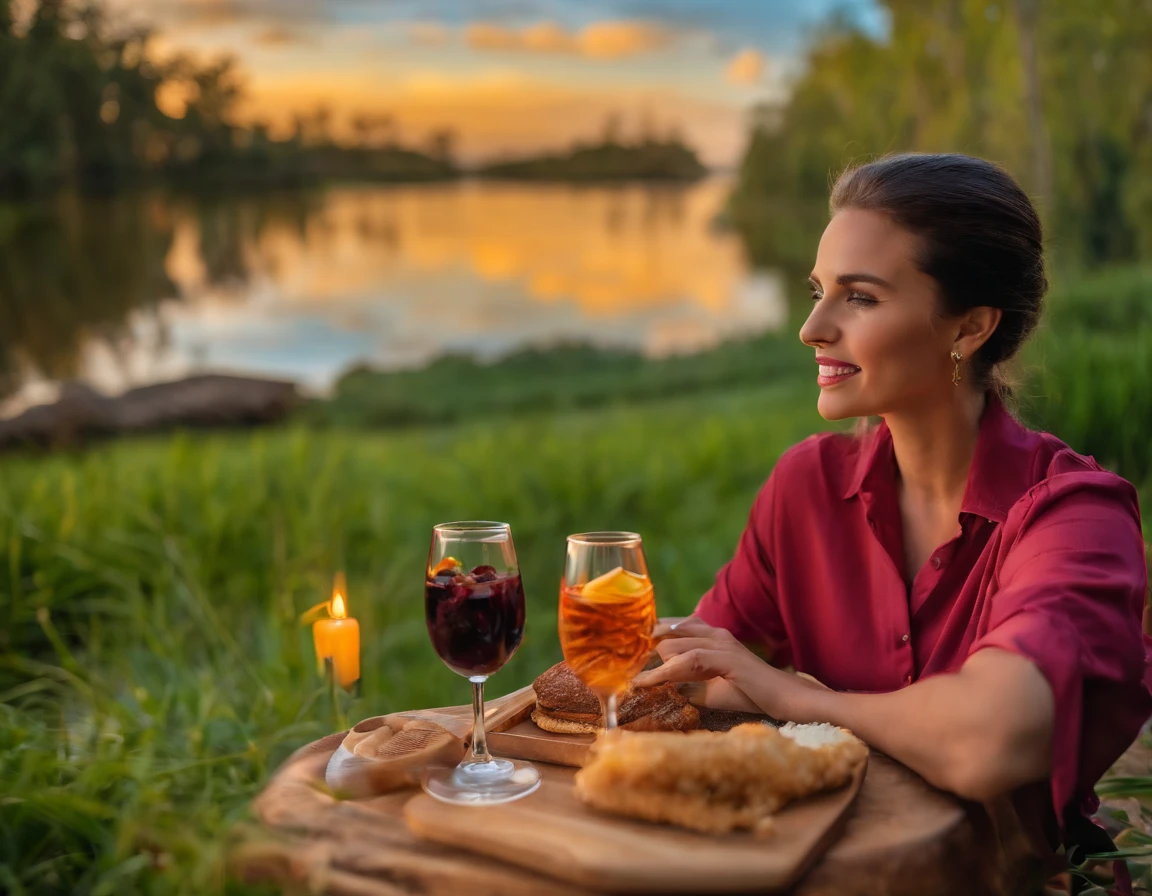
[842,392,1039,524]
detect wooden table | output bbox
[236,698,1043,895]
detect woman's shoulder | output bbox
[775,429,859,470]
[1007,425,1141,525]
[765,429,864,500]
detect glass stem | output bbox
[470,677,492,763]
[599,691,618,730]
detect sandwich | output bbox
[531,661,700,734]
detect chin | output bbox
[816,388,866,421]
[815,377,875,419]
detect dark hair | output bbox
[830,153,1046,397]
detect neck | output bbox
[884,390,987,505]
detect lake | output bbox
[0,177,784,416]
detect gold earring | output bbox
[950,350,963,385]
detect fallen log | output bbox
[0,375,300,450]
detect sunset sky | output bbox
[106,0,884,167]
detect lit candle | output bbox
[312,573,360,690]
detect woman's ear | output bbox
[955,306,1002,357]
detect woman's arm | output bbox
[636,620,1054,802]
[801,649,1053,801]
[693,468,791,664]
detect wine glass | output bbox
[559,531,657,730]
[422,521,540,804]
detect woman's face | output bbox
[799,208,964,421]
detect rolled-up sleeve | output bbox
[695,472,792,666]
[969,472,1152,821]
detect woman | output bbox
[634,153,1152,889]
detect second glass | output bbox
[559,531,657,729]
[423,521,540,804]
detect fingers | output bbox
[652,617,692,640]
[690,677,763,714]
[652,616,730,642]
[654,615,692,635]
[654,637,719,660]
[633,648,726,687]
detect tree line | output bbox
[0,0,459,194]
[729,0,1152,270]
[0,0,708,194]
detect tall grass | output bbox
[314,333,814,428]
[0,384,825,894]
[1019,265,1152,486]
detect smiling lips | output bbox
[815,356,861,387]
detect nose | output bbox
[799,297,838,349]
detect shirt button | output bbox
[901,633,910,643]
[904,674,913,686]
[931,555,942,570]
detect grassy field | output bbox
[0,382,828,894]
[2,265,1152,894]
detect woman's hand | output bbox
[633,617,829,722]
[638,621,1055,803]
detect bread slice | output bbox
[531,709,599,735]
[326,715,465,797]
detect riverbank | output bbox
[4,264,1151,489]
[317,263,1152,486]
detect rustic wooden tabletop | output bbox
[236,696,1040,895]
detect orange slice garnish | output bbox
[431,556,461,576]
[581,567,651,603]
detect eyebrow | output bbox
[807,272,893,290]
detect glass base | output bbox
[422,757,541,806]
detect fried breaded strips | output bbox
[574,722,867,835]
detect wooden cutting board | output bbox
[243,688,1033,896]
[404,758,867,894]
[484,685,596,766]
[402,687,868,894]
[482,685,781,768]
[487,718,595,766]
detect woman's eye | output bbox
[847,291,878,306]
[810,291,824,302]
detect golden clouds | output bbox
[465,23,523,51]
[725,48,767,85]
[240,72,745,166]
[252,26,306,47]
[465,20,670,60]
[580,21,670,59]
[173,0,250,27]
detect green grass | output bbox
[0,383,827,894]
[314,265,1152,488]
[1020,265,1152,483]
[3,264,1152,894]
[313,332,815,428]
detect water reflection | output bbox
[0,192,176,399]
[0,178,784,415]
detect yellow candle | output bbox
[312,575,360,690]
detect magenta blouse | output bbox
[696,394,1152,854]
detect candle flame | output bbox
[329,571,348,618]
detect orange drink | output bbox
[559,532,657,729]
[560,567,656,694]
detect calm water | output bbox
[0,178,783,416]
